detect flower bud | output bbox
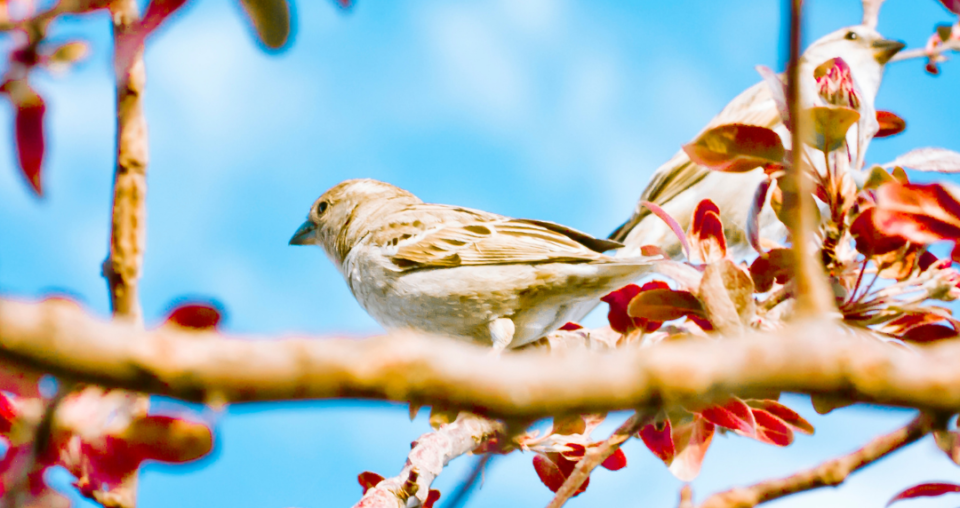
[813,57,861,110]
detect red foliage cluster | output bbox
[0,299,218,503]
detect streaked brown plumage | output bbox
[290,179,655,350]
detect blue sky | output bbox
[2,0,960,507]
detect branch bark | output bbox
[891,40,960,63]
[106,0,149,324]
[698,413,935,508]
[353,413,502,508]
[784,0,835,317]
[6,299,960,417]
[545,410,654,508]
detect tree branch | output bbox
[891,40,960,63]
[545,410,655,508]
[7,299,960,417]
[785,0,836,317]
[353,413,502,508]
[698,412,935,508]
[105,0,149,324]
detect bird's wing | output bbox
[609,81,782,242]
[370,206,619,270]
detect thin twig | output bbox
[679,485,695,508]
[105,0,149,324]
[785,0,835,316]
[545,410,655,508]
[353,413,503,508]
[891,40,960,63]
[442,453,494,508]
[698,412,935,508]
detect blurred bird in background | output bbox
[289,179,656,351]
[568,24,904,322]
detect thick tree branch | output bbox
[105,0,149,324]
[698,413,935,508]
[545,410,655,508]
[6,299,960,417]
[354,413,502,508]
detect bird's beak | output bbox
[289,221,317,246]
[872,38,906,64]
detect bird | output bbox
[612,25,904,260]
[289,179,657,351]
[565,24,904,322]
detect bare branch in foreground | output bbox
[6,299,960,418]
[698,413,935,508]
[354,413,502,508]
[545,410,655,508]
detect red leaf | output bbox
[641,201,691,259]
[641,245,666,257]
[921,250,939,271]
[600,448,627,471]
[746,400,814,435]
[688,315,715,331]
[936,0,960,14]
[333,0,355,7]
[690,200,726,263]
[700,398,756,437]
[165,301,223,330]
[13,95,45,196]
[638,419,677,466]
[901,323,958,343]
[749,248,793,293]
[683,124,786,173]
[601,282,669,334]
[601,284,641,334]
[0,392,16,435]
[876,111,906,138]
[887,482,960,506]
[559,322,583,331]
[850,208,908,256]
[357,471,384,494]
[532,454,587,495]
[628,289,705,322]
[424,490,441,508]
[639,418,675,464]
[870,183,960,245]
[115,0,189,77]
[747,178,772,253]
[559,443,586,461]
[751,409,794,446]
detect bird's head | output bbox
[289,178,421,266]
[801,25,904,100]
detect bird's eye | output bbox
[315,201,328,215]
[844,31,858,40]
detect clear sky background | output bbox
[2,0,960,507]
